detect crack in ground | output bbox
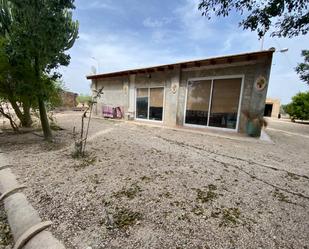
[156,135,309,202]
[156,136,309,180]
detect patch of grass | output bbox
[50,122,64,131]
[273,189,290,203]
[219,208,241,227]
[196,185,218,203]
[113,183,142,200]
[112,208,142,229]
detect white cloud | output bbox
[174,0,216,41]
[143,17,172,28]
[62,0,309,104]
[60,31,188,94]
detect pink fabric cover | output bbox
[102,106,124,119]
[102,105,114,118]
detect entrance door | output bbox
[136,87,164,121]
[264,104,273,117]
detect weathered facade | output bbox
[59,90,78,109]
[87,50,274,134]
[264,98,281,118]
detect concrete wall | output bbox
[91,56,273,133]
[265,98,281,118]
[178,58,272,132]
[92,76,129,116]
[134,68,181,126]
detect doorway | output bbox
[264,104,273,117]
[136,87,164,121]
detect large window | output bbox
[185,77,242,130]
[209,78,241,129]
[136,88,148,119]
[185,80,211,125]
[136,87,164,121]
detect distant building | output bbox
[60,91,78,109]
[264,98,281,118]
[87,50,274,134]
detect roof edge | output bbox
[86,49,274,80]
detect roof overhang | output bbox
[86,49,275,80]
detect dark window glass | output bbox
[209,78,241,129]
[136,88,148,119]
[185,80,212,126]
[149,88,164,121]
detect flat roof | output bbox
[86,49,274,80]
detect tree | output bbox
[283,92,309,121]
[0,37,34,127]
[198,0,309,38]
[76,94,92,105]
[0,99,19,131]
[0,0,78,140]
[296,50,309,86]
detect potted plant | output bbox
[242,110,268,137]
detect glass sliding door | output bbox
[208,78,242,129]
[149,88,164,121]
[136,87,164,121]
[136,88,149,119]
[185,80,212,126]
[184,77,242,130]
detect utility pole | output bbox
[260,35,265,50]
[91,56,100,73]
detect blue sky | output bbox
[61,0,309,104]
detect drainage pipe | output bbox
[0,165,66,249]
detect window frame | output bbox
[135,86,165,123]
[183,75,245,132]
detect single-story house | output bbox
[264,98,281,118]
[87,49,274,134]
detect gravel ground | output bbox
[0,112,308,249]
[0,204,13,249]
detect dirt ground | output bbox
[0,112,309,249]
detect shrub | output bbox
[284,92,309,121]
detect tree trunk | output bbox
[38,97,52,141]
[34,55,52,140]
[0,106,19,132]
[22,101,32,127]
[8,99,32,128]
[9,99,23,122]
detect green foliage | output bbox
[76,94,92,104]
[198,0,309,38]
[0,0,79,139]
[296,50,309,85]
[284,92,309,121]
[0,37,35,102]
